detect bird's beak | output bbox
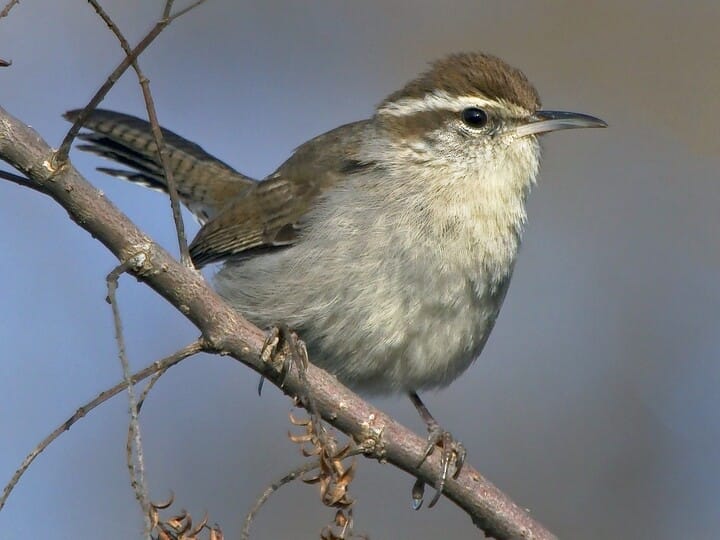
[514,110,607,137]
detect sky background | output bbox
[1,1,719,538]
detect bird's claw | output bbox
[416,424,466,509]
[258,324,308,395]
[411,478,425,510]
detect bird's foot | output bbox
[259,324,309,395]
[417,422,466,508]
[260,324,328,450]
[409,392,466,509]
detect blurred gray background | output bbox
[1,1,718,538]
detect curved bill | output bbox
[515,110,607,137]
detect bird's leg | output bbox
[408,391,466,509]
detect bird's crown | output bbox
[377,52,541,117]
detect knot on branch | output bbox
[356,413,387,461]
[119,243,158,277]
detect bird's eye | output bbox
[461,107,488,128]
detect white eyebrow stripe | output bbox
[377,90,527,118]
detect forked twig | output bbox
[86,0,201,266]
[0,340,205,511]
[54,0,207,166]
[169,0,208,21]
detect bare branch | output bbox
[54,0,207,165]
[168,0,208,22]
[0,0,21,67]
[0,106,556,540]
[0,0,19,19]
[55,24,165,162]
[0,340,204,512]
[162,0,175,19]
[136,351,177,412]
[107,260,151,521]
[0,169,43,191]
[86,0,192,265]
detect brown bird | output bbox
[67,52,606,507]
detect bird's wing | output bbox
[68,108,372,267]
[189,120,372,266]
[65,108,255,223]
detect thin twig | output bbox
[241,448,363,540]
[127,345,177,509]
[0,0,19,19]
[87,0,192,265]
[0,169,43,191]
[162,0,175,19]
[136,360,170,413]
[0,0,21,66]
[169,0,207,22]
[55,24,165,164]
[241,459,321,540]
[0,340,204,512]
[54,0,206,165]
[137,82,191,265]
[107,260,151,521]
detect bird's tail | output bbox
[64,108,255,223]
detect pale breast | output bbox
[215,159,527,394]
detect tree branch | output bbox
[0,106,556,540]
